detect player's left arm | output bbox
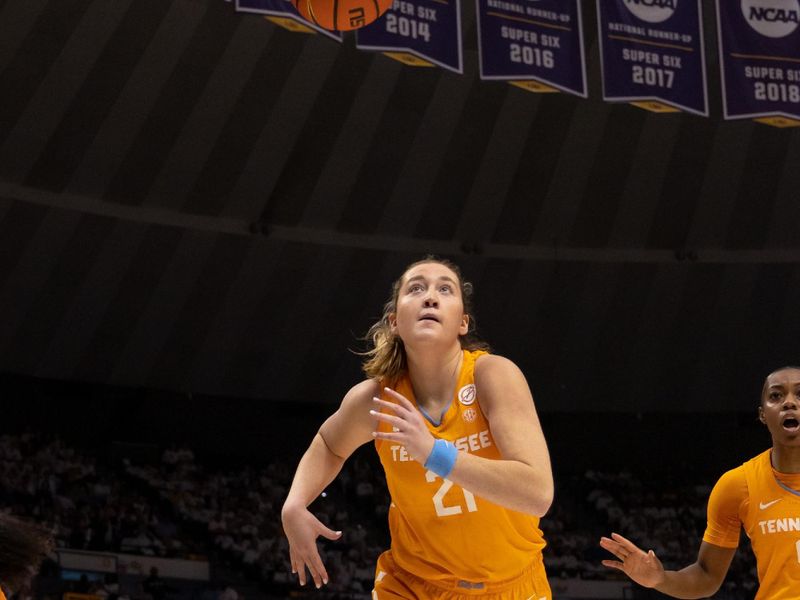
[447,354,553,516]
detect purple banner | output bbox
[476,0,586,96]
[597,0,708,115]
[236,0,343,41]
[717,0,800,125]
[355,0,462,73]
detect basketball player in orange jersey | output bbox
[281,257,554,598]
[600,365,800,599]
[0,512,54,600]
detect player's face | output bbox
[390,262,468,346]
[760,368,800,446]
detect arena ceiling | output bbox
[0,0,798,412]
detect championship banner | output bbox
[355,0,463,73]
[717,0,800,127]
[476,0,587,96]
[597,0,708,115]
[236,0,344,40]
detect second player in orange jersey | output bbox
[282,257,554,598]
[600,366,800,599]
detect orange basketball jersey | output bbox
[375,350,547,585]
[741,451,800,599]
[705,450,800,600]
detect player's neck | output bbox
[770,444,800,474]
[406,346,463,411]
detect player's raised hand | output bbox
[600,532,666,589]
[371,387,435,464]
[281,505,341,588]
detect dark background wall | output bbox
[0,371,771,478]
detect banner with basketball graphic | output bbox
[476,0,587,96]
[236,0,344,40]
[355,0,463,73]
[717,0,800,127]
[597,0,708,116]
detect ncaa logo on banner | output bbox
[623,0,678,23]
[458,384,476,406]
[741,0,800,37]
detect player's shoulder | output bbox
[711,464,748,499]
[342,378,382,407]
[474,353,521,378]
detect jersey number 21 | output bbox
[426,470,478,517]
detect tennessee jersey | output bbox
[703,450,800,600]
[374,350,547,585]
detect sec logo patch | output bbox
[458,384,476,406]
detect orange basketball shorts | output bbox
[371,550,552,600]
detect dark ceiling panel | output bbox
[646,117,719,250]
[0,0,798,412]
[372,70,472,236]
[724,126,793,250]
[222,33,343,221]
[0,202,49,292]
[491,94,576,245]
[415,76,509,241]
[65,0,209,199]
[0,0,91,148]
[0,213,115,371]
[187,236,284,394]
[148,233,261,390]
[337,65,441,234]
[0,209,83,366]
[104,0,235,206]
[590,262,658,409]
[606,115,680,248]
[452,90,544,244]
[298,58,403,229]
[24,0,172,193]
[35,220,150,380]
[72,224,185,381]
[150,18,276,213]
[529,96,613,246]
[567,105,647,248]
[264,43,375,227]
[185,29,300,216]
[292,248,389,400]
[108,230,220,388]
[696,124,762,252]
[220,241,319,397]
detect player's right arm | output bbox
[281,378,380,589]
[600,468,743,598]
[600,533,736,598]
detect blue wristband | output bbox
[424,439,458,478]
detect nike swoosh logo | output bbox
[760,499,781,510]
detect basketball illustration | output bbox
[291,0,393,31]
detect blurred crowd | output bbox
[0,433,191,558]
[126,448,388,597]
[1,433,757,600]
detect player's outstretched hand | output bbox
[371,387,435,464]
[600,532,665,589]
[282,505,341,588]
